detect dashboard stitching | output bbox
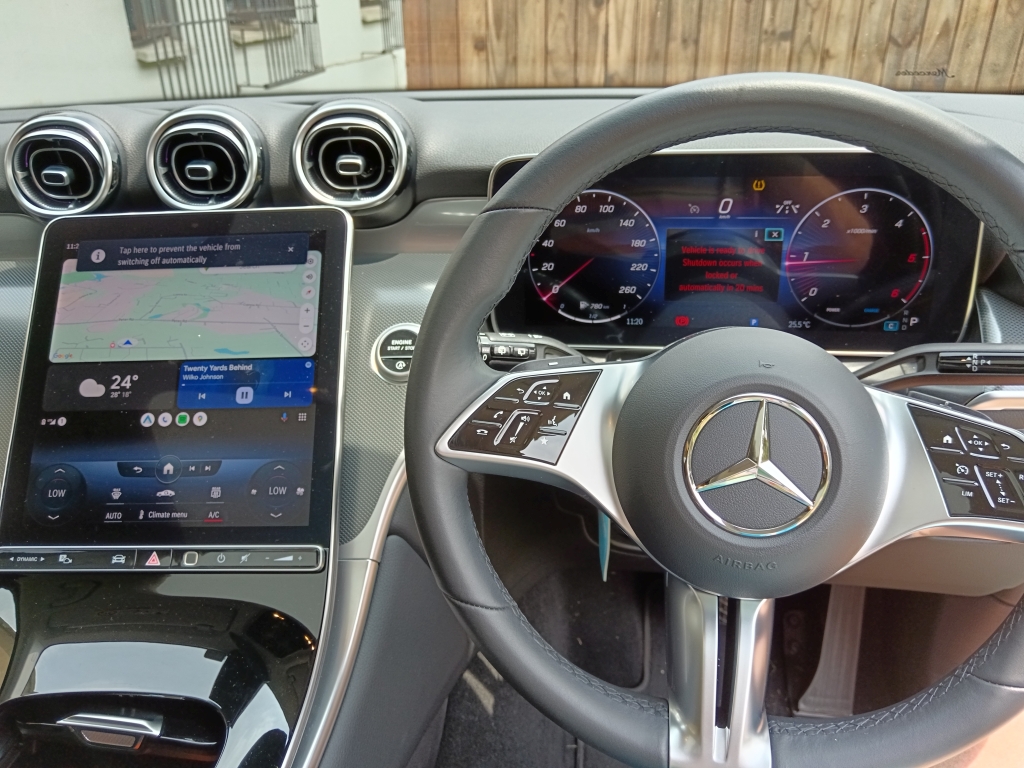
[768,595,1024,736]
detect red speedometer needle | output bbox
[541,258,594,303]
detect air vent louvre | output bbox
[294,104,408,210]
[147,107,262,211]
[4,115,119,217]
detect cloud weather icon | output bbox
[78,378,106,398]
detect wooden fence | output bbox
[402,0,1024,93]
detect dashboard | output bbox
[491,151,982,354]
[0,89,1021,768]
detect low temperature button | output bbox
[248,461,305,518]
[29,464,85,526]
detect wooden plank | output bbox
[635,0,671,85]
[945,0,998,91]
[1013,11,1024,93]
[695,0,734,78]
[881,0,928,88]
[402,0,432,89]
[487,0,518,87]
[849,0,896,85]
[977,0,1024,92]
[606,0,640,85]
[516,0,547,87]
[427,0,461,88]
[820,0,862,77]
[758,0,798,72]
[727,0,766,73]
[789,0,830,74]
[664,0,702,83]
[576,0,608,87]
[546,0,578,86]
[457,0,489,88]
[910,0,960,90]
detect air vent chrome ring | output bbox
[147,106,263,211]
[5,114,119,218]
[293,103,409,211]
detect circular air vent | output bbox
[4,114,119,217]
[147,107,263,211]
[293,103,409,210]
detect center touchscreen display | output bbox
[0,208,349,548]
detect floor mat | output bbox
[435,568,665,768]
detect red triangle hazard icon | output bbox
[145,551,161,567]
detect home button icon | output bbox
[155,455,182,484]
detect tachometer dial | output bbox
[785,188,932,327]
[529,190,660,323]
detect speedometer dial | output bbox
[529,190,660,323]
[785,188,932,327]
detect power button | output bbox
[372,324,420,383]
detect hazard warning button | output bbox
[135,550,172,568]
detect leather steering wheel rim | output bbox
[404,73,1024,768]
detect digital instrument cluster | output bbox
[491,152,981,353]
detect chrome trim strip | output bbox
[968,391,1024,411]
[277,206,354,768]
[58,713,163,737]
[958,222,985,343]
[282,452,407,768]
[4,113,119,218]
[146,106,263,211]
[292,103,409,212]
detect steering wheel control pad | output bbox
[447,372,599,463]
[612,327,887,598]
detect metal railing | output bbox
[124,0,323,100]
[379,0,403,54]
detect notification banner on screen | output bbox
[76,233,310,272]
[664,228,783,301]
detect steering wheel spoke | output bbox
[842,387,1024,571]
[667,578,773,768]
[436,358,650,540]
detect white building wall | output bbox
[0,0,404,110]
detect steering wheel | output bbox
[404,74,1024,768]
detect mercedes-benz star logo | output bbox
[684,394,831,537]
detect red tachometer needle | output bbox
[540,258,594,303]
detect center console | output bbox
[0,207,351,768]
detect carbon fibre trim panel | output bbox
[0,256,36,489]
[977,287,1024,343]
[337,252,448,543]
